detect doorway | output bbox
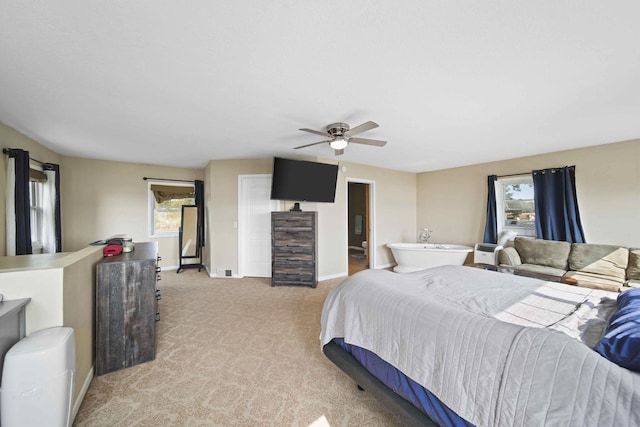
[347,180,373,276]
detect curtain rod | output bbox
[143,176,195,183]
[497,172,530,178]
[3,148,46,165]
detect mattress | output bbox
[332,337,473,427]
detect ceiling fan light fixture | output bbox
[296,121,384,153]
[330,137,348,150]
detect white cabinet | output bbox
[473,243,503,265]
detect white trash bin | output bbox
[1,327,75,427]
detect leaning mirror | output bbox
[180,205,199,257]
[178,205,203,273]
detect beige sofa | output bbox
[498,237,640,292]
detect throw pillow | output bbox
[568,244,628,280]
[594,288,640,371]
[514,237,571,270]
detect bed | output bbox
[320,265,640,426]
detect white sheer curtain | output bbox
[42,169,57,254]
[5,156,16,255]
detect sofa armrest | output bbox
[498,247,522,266]
[627,279,640,288]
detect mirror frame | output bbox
[177,204,203,273]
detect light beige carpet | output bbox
[73,270,403,426]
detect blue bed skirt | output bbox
[333,338,474,427]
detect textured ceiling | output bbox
[1,1,639,173]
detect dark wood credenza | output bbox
[96,242,160,376]
[271,211,317,288]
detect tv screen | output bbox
[270,157,338,202]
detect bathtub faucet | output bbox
[418,228,431,243]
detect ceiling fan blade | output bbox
[299,128,330,137]
[350,137,387,147]
[334,149,344,156]
[294,140,331,149]
[346,121,378,136]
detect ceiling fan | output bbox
[295,121,387,156]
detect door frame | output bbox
[237,174,280,278]
[346,178,376,271]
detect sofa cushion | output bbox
[568,244,628,280]
[498,247,521,266]
[513,237,571,270]
[628,248,640,280]
[511,263,568,277]
[564,271,625,292]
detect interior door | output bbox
[239,175,278,277]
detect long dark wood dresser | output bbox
[95,241,160,375]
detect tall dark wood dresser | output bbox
[271,211,317,288]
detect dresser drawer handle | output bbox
[156,312,161,322]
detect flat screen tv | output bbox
[270,157,338,203]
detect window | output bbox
[29,180,44,250]
[29,166,48,252]
[495,176,535,237]
[148,182,194,237]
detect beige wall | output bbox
[330,161,417,272]
[1,121,204,267]
[417,138,640,248]
[204,157,417,278]
[6,118,638,277]
[0,121,63,256]
[61,157,203,268]
[205,158,273,276]
[62,247,104,417]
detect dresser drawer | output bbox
[273,231,314,246]
[273,245,313,255]
[273,251,313,263]
[272,270,315,283]
[272,213,314,228]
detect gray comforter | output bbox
[320,265,640,426]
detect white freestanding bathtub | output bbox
[386,243,473,273]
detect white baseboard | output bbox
[206,271,344,282]
[71,365,94,424]
[318,272,348,281]
[375,263,395,270]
